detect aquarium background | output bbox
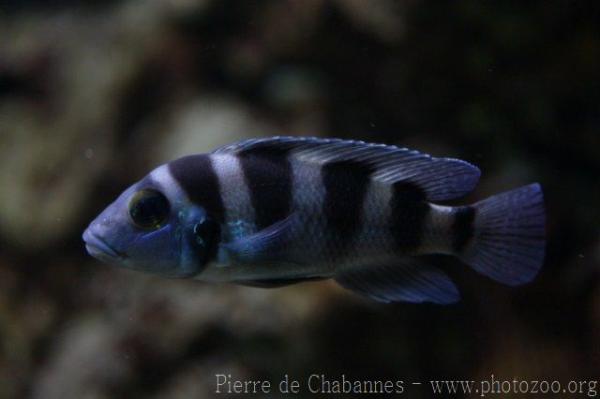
[0,1,598,398]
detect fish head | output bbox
[83,165,216,277]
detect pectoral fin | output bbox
[221,213,298,263]
[335,258,460,304]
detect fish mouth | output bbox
[83,228,126,262]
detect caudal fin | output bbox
[460,183,545,286]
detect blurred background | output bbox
[0,0,599,398]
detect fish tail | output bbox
[458,183,545,286]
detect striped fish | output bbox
[83,137,545,304]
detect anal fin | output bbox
[335,258,460,304]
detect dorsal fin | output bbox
[213,136,480,201]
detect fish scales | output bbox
[203,150,472,275]
[218,151,421,268]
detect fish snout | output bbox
[82,226,124,263]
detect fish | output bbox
[83,136,545,304]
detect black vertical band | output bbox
[389,181,429,253]
[168,155,225,223]
[322,160,374,253]
[452,206,476,253]
[238,145,293,230]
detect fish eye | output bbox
[128,189,170,230]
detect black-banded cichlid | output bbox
[83,137,545,304]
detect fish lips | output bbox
[83,228,126,263]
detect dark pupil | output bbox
[129,190,170,229]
